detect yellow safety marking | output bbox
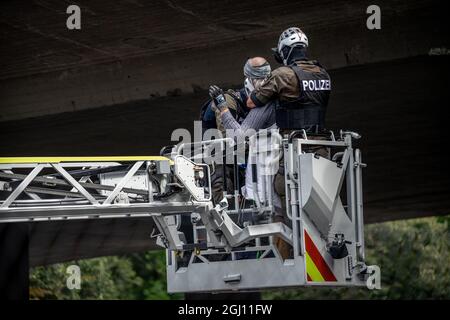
[305,252,325,282]
[0,156,172,164]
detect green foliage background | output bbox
[29,216,449,300]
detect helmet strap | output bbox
[283,46,308,65]
[282,46,295,65]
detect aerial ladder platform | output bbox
[0,130,374,293]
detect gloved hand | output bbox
[209,85,227,112]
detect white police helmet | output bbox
[276,27,308,65]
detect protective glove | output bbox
[208,85,228,112]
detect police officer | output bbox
[199,91,246,205]
[246,27,331,138]
[246,27,332,259]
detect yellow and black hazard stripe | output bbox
[304,230,337,282]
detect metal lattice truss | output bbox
[0,156,209,223]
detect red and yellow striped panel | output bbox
[304,230,337,282]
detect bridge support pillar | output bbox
[0,223,29,300]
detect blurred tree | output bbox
[30,256,142,299]
[128,251,182,300]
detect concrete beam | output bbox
[0,0,447,121]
